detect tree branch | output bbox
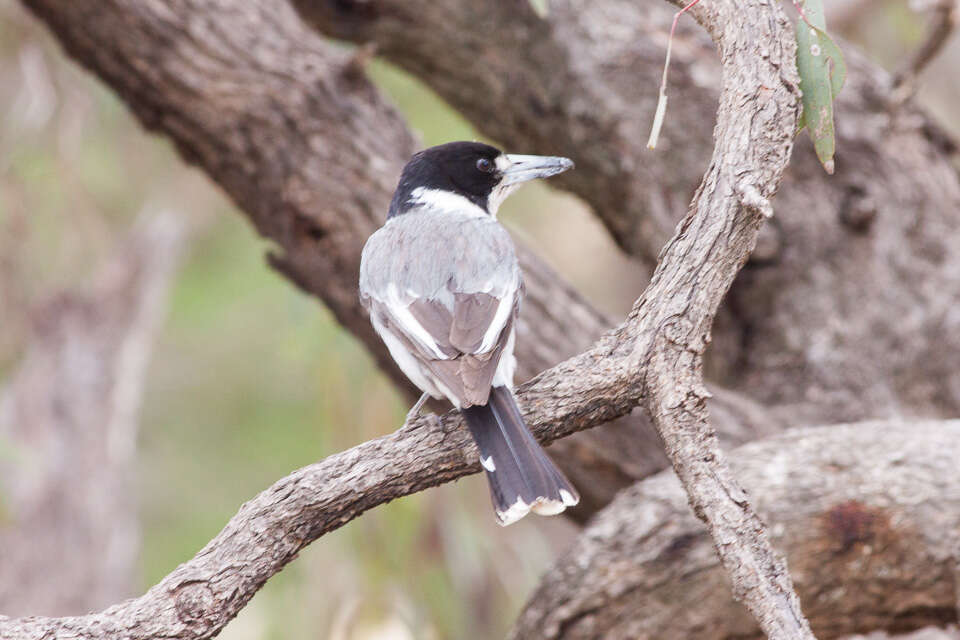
[628,0,810,634]
[512,420,960,639]
[893,0,958,93]
[0,299,699,639]
[2,0,810,636]
[15,0,782,521]
[294,0,960,428]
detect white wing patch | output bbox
[371,315,449,402]
[492,328,517,389]
[479,290,516,353]
[384,282,448,359]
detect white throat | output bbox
[407,187,489,219]
[486,182,521,217]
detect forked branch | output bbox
[2,0,809,637]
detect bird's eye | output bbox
[476,158,494,173]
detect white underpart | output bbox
[480,455,496,472]
[492,328,517,389]
[384,282,447,359]
[486,182,521,217]
[408,187,488,218]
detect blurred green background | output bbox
[1,1,957,638]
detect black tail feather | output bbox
[461,386,579,525]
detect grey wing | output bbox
[418,291,519,406]
[366,288,519,408]
[359,214,522,407]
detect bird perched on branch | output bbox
[359,141,580,526]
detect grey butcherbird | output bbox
[359,141,579,526]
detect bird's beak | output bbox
[500,154,574,185]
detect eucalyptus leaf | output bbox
[795,0,846,173]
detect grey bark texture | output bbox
[0,213,183,616]
[0,0,819,634]
[511,421,960,640]
[14,0,782,521]
[3,0,958,638]
[852,629,960,640]
[294,0,960,428]
[0,302,791,640]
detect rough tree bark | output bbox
[15,0,782,519]
[4,0,958,638]
[0,0,820,633]
[294,0,960,426]
[290,2,960,634]
[511,421,960,639]
[0,213,183,616]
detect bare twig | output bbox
[893,0,957,94]
[647,0,702,149]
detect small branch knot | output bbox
[174,581,216,627]
[736,181,774,219]
[660,315,695,346]
[839,185,878,232]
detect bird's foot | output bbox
[404,392,430,426]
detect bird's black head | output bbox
[387,141,573,219]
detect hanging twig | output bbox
[647,0,702,149]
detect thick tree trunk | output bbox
[512,421,960,640]
[294,0,960,426]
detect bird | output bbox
[359,141,580,526]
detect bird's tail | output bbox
[460,386,579,526]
